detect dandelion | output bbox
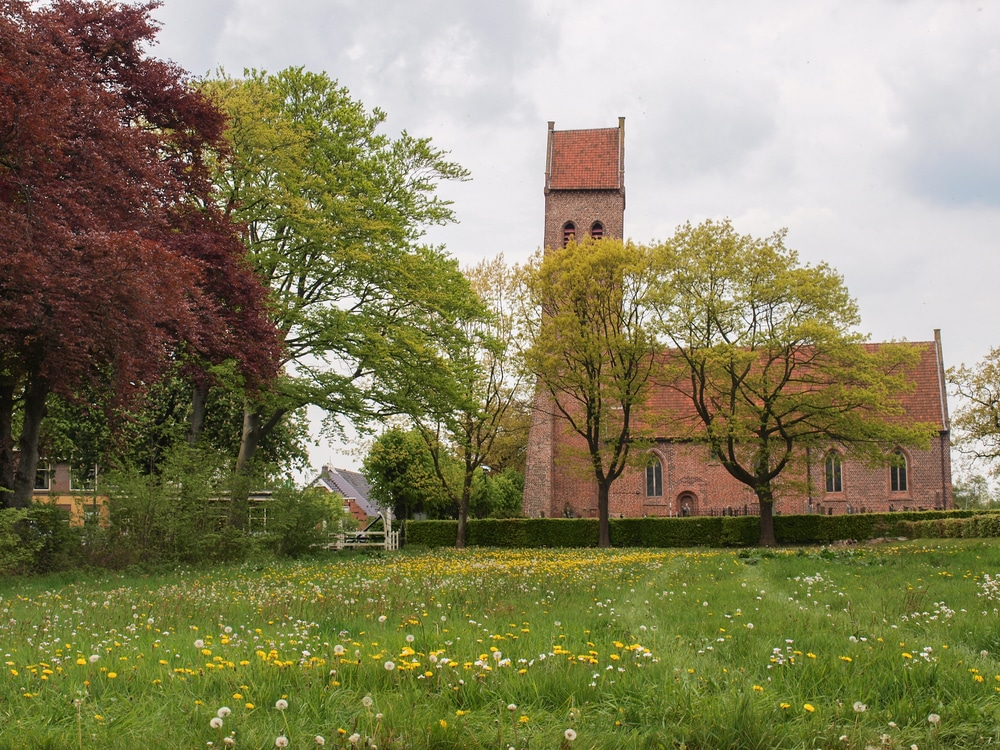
[210,717,224,729]
[194,639,205,649]
[348,733,361,744]
[89,655,100,663]
[564,728,577,741]
[439,720,447,729]
[378,615,387,623]
[779,702,791,709]
[275,737,289,748]
[315,737,326,746]
[107,672,117,679]
[507,703,517,712]
[853,701,867,713]
[217,707,232,718]
[753,685,764,692]
[405,634,415,643]
[275,699,288,711]
[927,713,940,725]
[804,704,815,713]
[333,645,345,656]
[362,695,374,708]
[384,660,395,671]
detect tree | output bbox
[521,238,660,548]
[949,348,1000,475]
[408,255,530,547]
[651,220,937,546]
[363,427,455,521]
[0,0,277,508]
[200,68,474,487]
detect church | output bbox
[522,119,953,520]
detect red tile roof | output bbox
[548,127,621,190]
[638,340,948,436]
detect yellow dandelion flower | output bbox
[803,704,815,713]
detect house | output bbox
[31,460,109,526]
[522,119,952,519]
[310,464,380,523]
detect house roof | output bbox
[311,465,381,517]
[639,338,949,437]
[547,126,622,191]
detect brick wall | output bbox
[533,431,953,518]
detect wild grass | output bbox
[2,540,999,749]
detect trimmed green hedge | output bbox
[404,509,986,549]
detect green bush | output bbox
[262,486,339,558]
[405,508,987,549]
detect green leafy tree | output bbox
[949,348,1000,475]
[651,219,938,546]
[363,427,455,521]
[521,238,660,548]
[200,68,475,487]
[407,256,530,547]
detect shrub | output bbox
[405,508,987,549]
[262,486,339,558]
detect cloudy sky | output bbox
[150,0,999,470]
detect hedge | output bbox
[404,509,986,549]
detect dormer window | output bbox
[590,221,604,239]
[562,222,576,247]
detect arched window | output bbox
[645,458,662,497]
[590,221,604,240]
[562,222,576,247]
[824,451,842,493]
[890,450,908,492]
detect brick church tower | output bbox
[522,118,626,518]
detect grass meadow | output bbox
[2,540,1000,749]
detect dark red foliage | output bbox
[0,0,278,397]
[0,0,279,504]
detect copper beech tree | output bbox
[0,0,278,507]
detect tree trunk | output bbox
[0,379,15,507]
[597,480,611,548]
[757,488,776,547]
[188,381,209,446]
[455,465,474,549]
[10,374,48,508]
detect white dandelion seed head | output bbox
[275,737,289,748]
[384,660,395,671]
[333,645,345,655]
[89,654,100,663]
[217,707,231,718]
[853,702,867,713]
[928,713,941,725]
[210,717,224,729]
[564,728,577,741]
[315,736,326,746]
[378,615,387,623]
[275,699,288,711]
[362,695,374,708]
[507,703,517,712]
[405,634,415,643]
[194,639,205,649]
[348,733,361,745]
